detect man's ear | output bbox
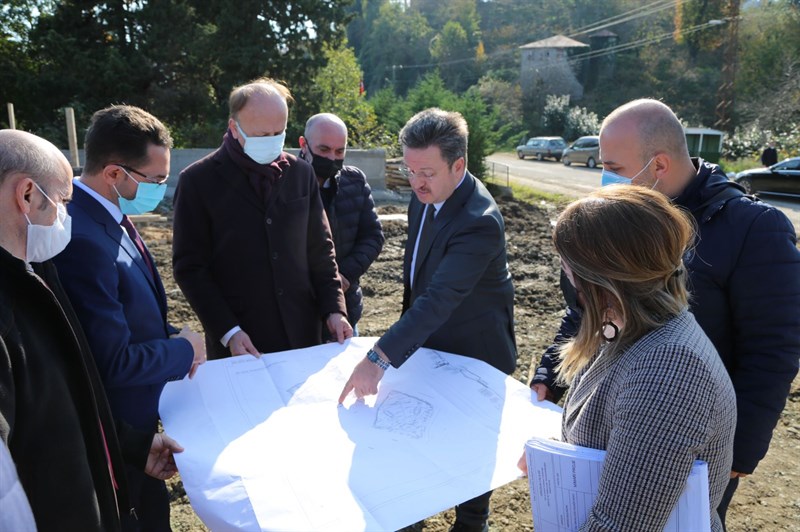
[101,164,124,186]
[14,176,36,215]
[653,152,670,181]
[228,118,239,140]
[453,156,466,175]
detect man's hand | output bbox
[145,432,184,480]
[339,355,385,403]
[229,330,260,357]
[339,273,351,293]
[730,471,750,479]
[326,312,353,344]
[517,451,528,476]
[176,326,206,378]
[531,383,556,402]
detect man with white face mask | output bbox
[531,99,800,530]
[173,77,352,360]
[0,129,185,531]
[53,106,206,531]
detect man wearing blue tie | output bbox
[54,105,206,531]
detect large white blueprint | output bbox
[159,337,563,531]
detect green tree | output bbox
[309,41,390,148]
[429,21,477,92]
[359,2,434,95]
[736,1,800,132]
[673,0,725,61]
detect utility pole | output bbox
[714,0,740,132]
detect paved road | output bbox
[487,152,800,231]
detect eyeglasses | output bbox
[399,166,437,182]
[115,164,169,185]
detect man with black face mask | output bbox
[299,113,384,335]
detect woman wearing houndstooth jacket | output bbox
[525,186,736,531]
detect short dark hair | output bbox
[399,108,468,168]
[83,105,172,175]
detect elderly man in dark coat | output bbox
[173,78,351,359]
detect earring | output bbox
[601,305,619,342]
[601,321,619,342]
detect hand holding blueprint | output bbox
[524,437,711,532]
[159,337,564,531]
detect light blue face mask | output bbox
[601,156,655,187]
[236,121,285,164]
[115,168,168,215]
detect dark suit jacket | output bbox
[1,249,139,531]
[54,185,193,431]
[378,172,516,374]
[172,148,346,358]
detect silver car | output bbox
[516,137,567,161]
[562,136,600,168]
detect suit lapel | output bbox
[72,187,163,303]
[410,173,478,287]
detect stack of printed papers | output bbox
[525,437,710,532]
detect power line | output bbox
[386,0,686,72]
[566,0,679,38]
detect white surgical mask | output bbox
[601,156,655,187]
[25,182,72,263]
[235,121,285,164]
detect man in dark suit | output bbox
[1,129,186,531]
[53,106,206,531]
[173,78,352,359]
[339,108,516,532]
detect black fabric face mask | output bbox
[560,269,581,310]
[304,147,344,181]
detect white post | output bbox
[6,103,15,129]
[65,107,80,168]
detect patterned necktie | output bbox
[120,215,155,280]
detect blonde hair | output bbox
[228,77,294,120]
[553,185,696,382]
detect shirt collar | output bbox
[432,171,467,215]
[74,178,123,223]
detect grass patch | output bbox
[507,182,570,205]
[719,156,762,174]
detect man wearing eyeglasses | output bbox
[53,105,206,531]
[339,108,516,532]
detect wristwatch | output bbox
[367,348,391,370]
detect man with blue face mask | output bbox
[1,129,187,531]
[173,78,352,360]
[53,106,207,532]
[531,99,800,531]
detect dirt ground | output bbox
[140,191,799,531]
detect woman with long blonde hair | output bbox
[524,186,736,531]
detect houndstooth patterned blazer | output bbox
[563,310,736,532]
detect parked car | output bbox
[516,137,567,161]
[562,136,600,168]
[735,157,800,197]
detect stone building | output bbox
[519,35,589,101]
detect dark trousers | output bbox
[717,477,739,532]
[126,465,172,532]
[455,490,492,528]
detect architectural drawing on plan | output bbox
[428,351,504,407]
[374,390,434,439]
